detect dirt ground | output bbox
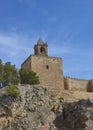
[57,90,93,102]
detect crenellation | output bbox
[64,76,89,81]
[64,77,89,91]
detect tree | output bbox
[0,60,20,86]
[19,68,40,85]
[3,62,20,86]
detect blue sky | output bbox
[0,0,93,79]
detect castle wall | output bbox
[22,55,31,70]
[64,77,89,91]
[22,55,64,92]
[31,55,64,92]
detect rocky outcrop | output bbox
[0,85,58,130]
[1,85,93,130]
[60,99,93,130]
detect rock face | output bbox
[1,85,93,130]
[0,85,57,130]
[61,99,93,130]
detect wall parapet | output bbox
[64,76,89,91]
[64,76,89,82]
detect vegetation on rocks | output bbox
[5,85,20,97]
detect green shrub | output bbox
[5,85,20,97]
[0,59,20,86]
[19,68,40,85]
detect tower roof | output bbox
[37,38,44,45]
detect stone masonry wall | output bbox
[21,55,31,70]
[31,55,64,92]
[22,55,64,92]
[64,77,89,91]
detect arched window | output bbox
[40,47,46,54]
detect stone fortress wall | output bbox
[64,77,89,91]
[64,77,93,92]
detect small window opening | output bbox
[46,65,49,69]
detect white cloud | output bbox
[0,32,38,67]
[0,32,34,56]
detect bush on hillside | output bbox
[5,85,20,97]
[19,68,40,85]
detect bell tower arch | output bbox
[34,38,48,56]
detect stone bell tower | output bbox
[21,38,64,92]
[34,38,48,56]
